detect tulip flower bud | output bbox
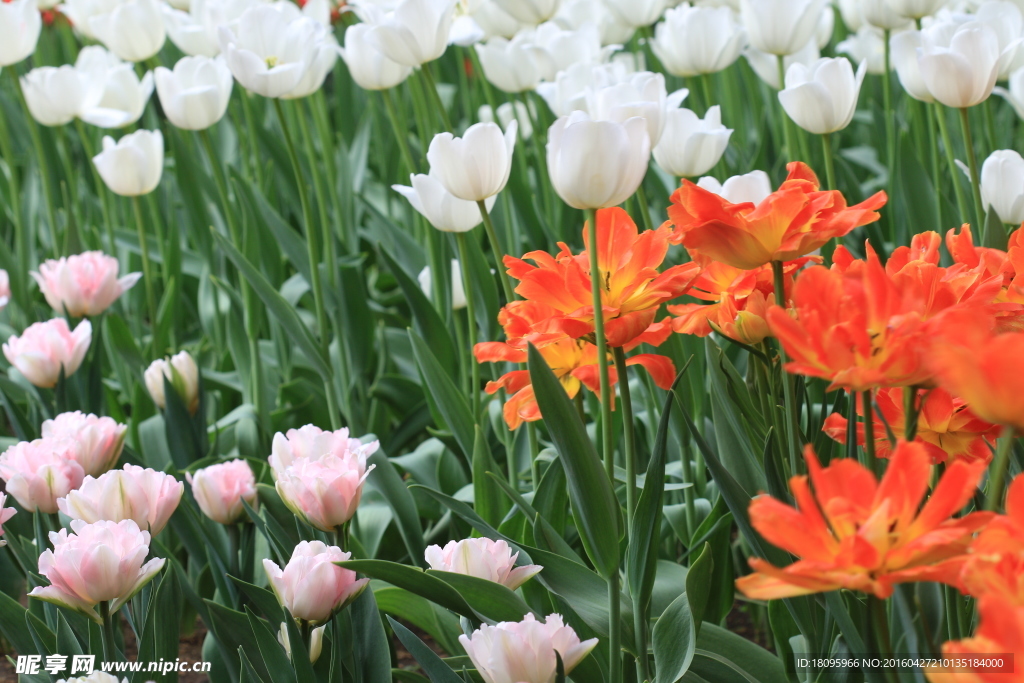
[981,150,1024,225]
[29,519,166,622]
[418,260,468,309]
[492,0,559,24]
[278,622,326,663]
[393,174,496,232]
[2,318,93,388]
[340,23,414,90]
[263,541,369,624]
[32,251,141,317]
[155,56,233,130]
[653,104,732,178]
[365,0,457,67]
[42,411,127,477]
[917,22,1002,109]
[20,65,102,127]
[0,492,16,548]
[89,0,167,62]
[459,614,599,683]
[779,57,867,135]
[58,463,184,536]
[145,350,201,414]
[653,4,746,77]
[427,121,517,202]
[697,170,773,205]
[0,439,85,514]
[474,35,549,93]
[185,459,258,525]
[740,0,824,57]
[93,130,164,196]
[547,111,651,210]
[425,538,543,589]
[0,0,42,67]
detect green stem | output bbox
[239,90,263,185]
[132,197,158,356]
[862,390,879,475]
[381,88,419,176]
[608,571,622,683]
[299,619,312,665]
[273,99,340,430]
[882,30,895,194]
[776,55,797,162]
[771,260,800,472]
[613,348,637,523]
[295,100,337,291]
[586,209,615,481]
[0,92,25,279]
[903,386,919,442]
[958,107,987,234]
[986,425,1015,511]
[9,67,60,256]
[456,233,480,421]
[700,73,714,113]
[634,183,655,233]
[478,200,516,303]
[99,601,118,663]
[527,421,540,491]
[76,120,115,254]
[935,104,969,224]
[870,596,897,683]
[420,64,453,132]
[226,523,240,578]
[925,100,943,231]
[821,133,837,190]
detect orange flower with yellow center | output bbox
[925,596,1024,683]
[667,161,886,270]
[736,442,992,600]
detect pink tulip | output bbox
[28,519,165,623]
[0,438,85,513]
[32,251,141,317]
[262,541,368,624]
[2,318,92,388]
[42,411,127,477]
[269,426,377,532]
[0,269,9,312]
[185,459,258,525]
[144,351,200,414]
[459,614,599,683]
[425,539,542,590]
[56,674,130,683]
[0,492,17,548]
[57,463,183,536]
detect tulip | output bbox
[471,0,523,40]
[917,22,1001,108]
[340,22,414,90]
[973,0,1024,81]
[652,3,746,77]
[815,4,834,49]
[262,541,369,624]
[0,0,42,67]
[535,59,636,116]
[0,492,16,548]
[586,71,669,146]
[653,104,732,178]
[144,350,201,414]
[393,174,496,232]
[981,150,1024,225]
[478,101,534,139]
[41,411,127,477]
[281,33,339,99]
[890,30,932,102]
[418,260,468,309]
[93,130,163,196]
[32,251,141,317]
[836,26,888,75]
[0,439,85,514]
[278,622,326,663]
[492,0,559,24]
[2,318,93,388]
[425,538,543,589]
[886,0,946,19]
[605,0,667,29]
[474,35,550,93]
[161,0,266,57]
[745,38,820,89]
[89,0,166,62]
[527,21,604,77]
[459,613,599,683]
[696,170,773,205]
[554,0,633,45]
[76,47,155,129]
[426,121,517,202]
[859,0,909,30]
[20,66,103,127]
[29,519,165,622]
[995,65,1024,119]
[836,0,864,32]
[740,0,824,56]
[57,463,184,536]
[0,270,9,312]
[55,674,127,683]
[155,56,233,130]
[185,459,257,525]
[365,0,457,67]
[779,57,867,134]
[547,111,651,210]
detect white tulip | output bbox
[815,4,835,48]
[546,111,651,209]
[970,1,1024,79]
[471,0,522,39]
[89,0,166,62]
[740,0,824,56]
[697,170,773,204]
[219,4,323,98]
[478,100,534,139]
[93,130,164,197]
[837,26,889,75]
[779,56,866,134]
[155,56,233,130]
[475,35,549,92]
[527,21,605,77]
[145,350,200,411]
[860,0,911,29]
[427,121,517,202]
[536,60,639,116]
[653,104,732,178]
[301,0,332,25]
[365,0,457,67]
[586,71,668,146]
[281,34,338,99]
[602,0,666,29]
[340,23,413,90]
[917,21,1002,108]
[393,173,497,232]
[20,65,103,127]
[886,0,947,19]
[38,0,60,10]
[59,0,119,40]
[981,149,1024,224]
[0,0,42,66]
[745,38,819,89]
[418,260,467,309]
[449,14,485,45]
[78,54,154,129]
[837,0,864,31]
[652,3,747,77]
[890,29,932,101]
[162,0,268,58]
[554,0,634,45]
[995,64,1024,117]
[492,0,559,24]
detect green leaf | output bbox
[245,606,296,683]
[206,600,267,682]
[366,450,427,567]
[686,543,714,640]
[426,570,532,622]
[284,611,318,683]
[387,617,465,683]
[705,339,766,497]
[653,592,696,683]
[409,329,475,460]
[231,576,285,623]
[690,623,788,683]
[337,560,473,617]
[373,587,463,655]
[473,428,510,527]
[0,582,38,655]
[527,343,620,579]
[350,587,393,683]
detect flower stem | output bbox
[903,387,919,442]
[381,88,419,176]
[634,183,655,233]
[478,200,516,303]
[456,232,481,421]
[226,523,240,578]
[132,196,159,356]
[420,64,453,132]
[958,107,987,235]
[0,91,25,279]
[99,600,117,664]
[585,209,615,481]
[273,98,341,430]
[821,133,837,191]
[934,104,969,224]
[862,390,879,475]
[8,67,59,256]
[771,260,800,471]
[925,101,943,231]
[986,425,1016,511]
[882,30,896,196]
[775,55,797,163]
[608,571,622,683]
[700,73,714,113]
[870,596,897,683]
[613,348,637,523]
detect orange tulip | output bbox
[735,442,992,600]
[956,476,1024,603]
[504,207,701,348]
[667,161,886,270]
[925,596,1024,683]
[822,387,1000,464]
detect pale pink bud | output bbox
[425,538,542,590]
[31,251,141,317]
[0,269,9,312]
[269,426,377,531]
[459,614,599,683]
[57,463,183,536]
[0,438,85,513]
[262,541,368,624]
[278,622,325,663]
[42,411,127,477]
[56,674,130,683]
[2,318,92,388]
[185,459,257,525]
[144,350,200,414]
[0,492,17,548]
[29,519,165,622]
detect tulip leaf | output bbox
[206,600,269,682]
[686,543,714,640]
[350,588,393,683]
[425,570,532,622]
[0,590,38,657]
[653,592,696,683]
[245,606,296,683]
[527,343,620,580]
[411,485,505,541]
[409,329,475,460]
[373,587,463,655]
[336,560,473,618]
[387,617,464,683]
[239,645,270,683]
[366,450,428,567]
[705,339,766,497]
[284,611,317,683]
[230,576,285,624]
[690,624,788,683]
[473,428,510,527]
[231,174,312,285]
[456,229,500,337]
